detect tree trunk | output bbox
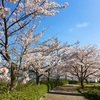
[47,77,50,82]
[36,72,39,85]
[56,75,60,86]
[36,77,39,85]
[80,79,84,89]
[47,71,50,82]
[10,62,17,90]
[85,79,89,84]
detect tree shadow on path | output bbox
[48,84,85,97]
[42,84,86,100]
[49,91,84,97]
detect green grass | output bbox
[77,83,100,100]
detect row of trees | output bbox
[1,40,100,89]
[0,0,100,90]
[0,0,68,90]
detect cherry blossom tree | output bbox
[21,38,67,85]
[64,45,100,88]
[0,66,10,81]
[0,0,68,90]
[47,49,66,81]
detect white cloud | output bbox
[76,22,88,28]
[68,22,89,32]
[69,28,74,32]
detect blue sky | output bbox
[38,0,100,47]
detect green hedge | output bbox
[0,79,68,100]
[41,79,57,91]
[85,89,100,100]
[68,80,79,84]
[16,80,35,91]
[0,84,48,100]
[41,79,68,91]
[57,80,68,86]
[0,82,8,93]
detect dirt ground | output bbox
[41,84,88,100]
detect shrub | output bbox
[0,82,8,86]
[41,79,57,91]
[0,84,48,100]
[0,79,69,99]
[41,79,68,92]
[86,89,100,100]
[26,79,35,85]
[68,80,79,84]
[16,80,36,91]
[57,80,68,86]
[0,82,9,93]
[77,84,100,100]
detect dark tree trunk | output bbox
[36,76,39,85]
[85,79,89,84]
[47,71,50,82]
[80,79,84,89]
[36,72,39,85]
[56,75,60,86]
[47,77,50,82]
[10,62,17,90]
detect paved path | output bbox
[41,84,87,100]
